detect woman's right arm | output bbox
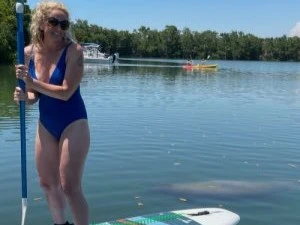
[14,45,39,105]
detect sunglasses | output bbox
[47,17,70,30]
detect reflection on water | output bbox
[84,62,219,79]
[0,65,19,118]
[84,63,114,75]
[1,60,300,225]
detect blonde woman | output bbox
[14,1,89,225]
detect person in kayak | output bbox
[186,55,193,65]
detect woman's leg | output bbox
[35,122,67,224]
[59,119,90,225]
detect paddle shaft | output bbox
[16,1,27,225]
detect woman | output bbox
[14,1,89,225]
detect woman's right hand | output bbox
[13,87,28,103]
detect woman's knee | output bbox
[39,178,59,193]
[60,178,82,197]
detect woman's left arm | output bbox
[25,43,84,101]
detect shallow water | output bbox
[1,60,300,225]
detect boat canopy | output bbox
[81,43,100,48]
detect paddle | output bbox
[16,1,27,225]
[200,55,210,65]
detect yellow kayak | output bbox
[183,64,218,69]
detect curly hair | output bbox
[30,1,74,45]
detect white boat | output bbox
[81,43,118,64]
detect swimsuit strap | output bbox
[28,45,36,79]
[57,42,73,66]
[63,42,73,55]
[30,44,34,59]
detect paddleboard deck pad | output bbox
[91,208,240,225]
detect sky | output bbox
[26,0,300,38]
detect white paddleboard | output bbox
[91,207,240,225]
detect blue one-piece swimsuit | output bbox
[29,44,87,141]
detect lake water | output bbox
[1,59,300,225]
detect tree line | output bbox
[1,0,300,64]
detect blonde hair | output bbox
[30,1,74,45]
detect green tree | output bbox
[4,2,300,63]
[0,0,30,64]
[161,25,181,58]
[181,27,195,59]
[116,30,134,57]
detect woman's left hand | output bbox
[15,64,33,87]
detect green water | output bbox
[1,60,300,225]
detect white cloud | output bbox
[289,22,300,37]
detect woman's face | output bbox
[42,9,69,42]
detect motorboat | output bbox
[81,43,119,64]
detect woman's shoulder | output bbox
[24,44,34,57]
[66,42,83,58]
[65,42,84,65]
[24,44,34,64]
[68,42,83,52]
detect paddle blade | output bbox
[21,198,27,225]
